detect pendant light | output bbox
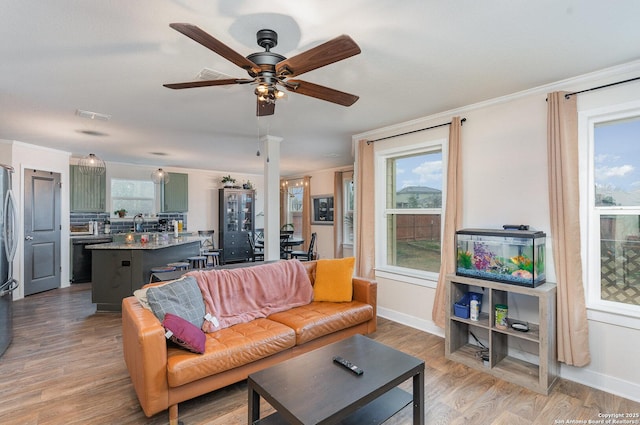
[151,168,170,184]
[78,153,106,175]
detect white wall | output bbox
[354,61,640,402]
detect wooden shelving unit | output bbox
[445,274,558,394]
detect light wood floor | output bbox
[1,284,638,425]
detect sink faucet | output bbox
[133,214,145,232]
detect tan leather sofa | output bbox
[121,260,377,425]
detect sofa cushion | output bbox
[268,301,373,345]
[133,278,176,310]
[166,318,296,387]
[146,275,205,328]
[313,257,355,302]
[162,313,206,354]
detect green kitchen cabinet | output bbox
[70,164,106,212]
[161,172,188,212]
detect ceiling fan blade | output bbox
[284,80,359,106]
[169,23,261,75]
[163,79,250,89]
[276,35,361,78]
[257,99,275,116]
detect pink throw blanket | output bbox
[186,260,313,332]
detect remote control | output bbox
[333,356,364,376]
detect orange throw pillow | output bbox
[313,257,355,302]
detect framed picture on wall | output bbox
[311,195,334,225]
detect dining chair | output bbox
[280,233,291,259]
[290,232,317,261]
[248,232,264,262]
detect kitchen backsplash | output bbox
[70,212,187,234]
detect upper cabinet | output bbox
[70,165,106,212]
[161,172,188,212]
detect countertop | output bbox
[70,234,114,240]
[85,235,201,250]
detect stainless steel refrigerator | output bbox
[1,164,18,357]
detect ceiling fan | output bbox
[163,23,361,116]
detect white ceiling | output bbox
[2,1,640,175]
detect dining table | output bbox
[257,236,304,259]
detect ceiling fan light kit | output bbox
[164,24,361,116]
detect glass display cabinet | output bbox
[218,188,255,262]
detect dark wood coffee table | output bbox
[248,334,425,424]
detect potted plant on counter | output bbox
[221,175,236,188]
[114,208,127,218]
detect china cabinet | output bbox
[218,188,255,262]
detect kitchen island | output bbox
[87,235,201,311]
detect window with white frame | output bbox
[376,141,445,279]
[343,173,354,245]
[584,109,640,318]
[282,178,305,237]
[111,178,156,216]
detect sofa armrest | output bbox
[352,277,377,332]
[122,296,170,417]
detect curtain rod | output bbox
[564,76,640,99]
[366,117,466,145]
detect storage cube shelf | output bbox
[445,274,558,394]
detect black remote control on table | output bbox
[333,356,364,376]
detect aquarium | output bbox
[456,228,546,287]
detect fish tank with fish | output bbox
[455,228,546,287]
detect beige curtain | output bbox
[333,171,344,258]
[301,176,311,251]
[432,117,463,328]
[355,140,375,279]
[547,91,591,367]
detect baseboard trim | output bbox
[377,307,444,339]
[559,364,640,403]
[377,307,640,403]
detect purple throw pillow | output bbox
[162,313,206,354]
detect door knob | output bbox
[25,235,34,240]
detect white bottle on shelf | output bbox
[470,299,480,321]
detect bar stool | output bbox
[167,261,190,271]
[202,251,220,267]
[149,265,176,283]
[187,256,207,269]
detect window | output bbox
[111,178,156,216]
[584,109,640,318]
[282,179,305,237]
[376,141,445,280]
[343,174,354,245]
